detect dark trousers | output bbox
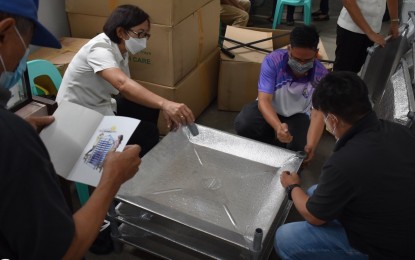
[271,0,295,21]
[234,101,310,152]
[115,96,159,157]
[333,25,374,73]
[320,0,329,14]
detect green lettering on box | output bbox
[131,56,151,64]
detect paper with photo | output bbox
[40,101,140,187]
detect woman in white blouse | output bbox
[57,5,195,156]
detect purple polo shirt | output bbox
[258,49,328,117]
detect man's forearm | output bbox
[306,109,325,148]
[387,0,398,21]
[62,175,121,260]
[258,100,281,131]
[291,188,326,225]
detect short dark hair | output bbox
[290,25,319,50]
[0,12,34,34]
[312,71,373,124]
[103,5,150,44]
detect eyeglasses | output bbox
[128,29,151,39]
[290,54,315,64]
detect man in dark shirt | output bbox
[0,0,141,259]
[275,71,415,259]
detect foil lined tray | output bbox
[115,125,303,259]
[361,17,415,127]
[361,33,409,105]
[401,1,415,30]
[374,59,415,126]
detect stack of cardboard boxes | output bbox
[30,0,220,134]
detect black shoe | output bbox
[312,10,324,17]
[313,14,329,21]
[89,226,114,255]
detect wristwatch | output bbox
[286,184,301,200]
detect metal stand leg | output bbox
[108,201,123,253]
[251,228,263,260]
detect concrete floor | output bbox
[85,0,388,259]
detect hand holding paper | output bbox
[100,145,141,187]
[40,101,140,187]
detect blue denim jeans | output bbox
[274,185,368,260]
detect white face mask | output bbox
[125,36,146,55]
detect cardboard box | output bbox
[218,26,289,111]
[66,0,212,26]
[68,0,220,87]
[218,59,262,112]
[29,37,89,76]
[218,26,330,112]
[66,14,106,39]
[138,48,220,135]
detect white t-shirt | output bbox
[337,0,386,34]
[57,33,130,116]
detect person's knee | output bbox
[241,11,249,22]
[240,0,251,12]
[295,113,310,124]
[233,11,249,26]
[275,224,298,257]
[144,123,160,146]
[129,122,159,157]
[234,112,250,136]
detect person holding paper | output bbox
[234,25,328,163]
[57,5,195,157]
[0,0,141,259]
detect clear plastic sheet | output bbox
[116,125,303,253]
